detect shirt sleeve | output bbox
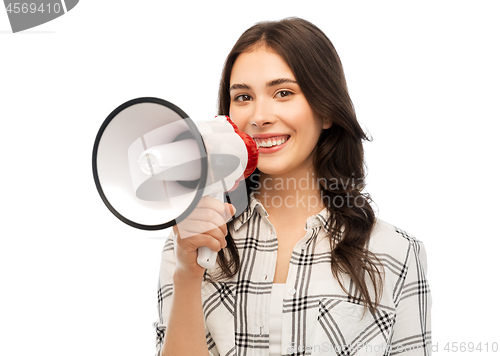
[152,231,220,356]
[390,238,432,355]
[153,231,176,356]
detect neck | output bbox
[254,165,325,218]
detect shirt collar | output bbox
[232,191,331,232]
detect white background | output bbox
[1,1,499,355]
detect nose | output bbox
[250,99,274,128]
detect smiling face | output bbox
[229,47,332,178]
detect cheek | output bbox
[229,106,246,131]
[229,104,239,124]
[279,97,315,127]
[228,105,237,126]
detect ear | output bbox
[322,118,333,130]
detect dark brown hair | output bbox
[214,17,383,313]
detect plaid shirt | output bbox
[154,194,432,356]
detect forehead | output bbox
[230,49,295,85]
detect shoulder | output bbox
[368,218,427,266]
[368,219,431,308]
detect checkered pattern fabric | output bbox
[154,194,431,355]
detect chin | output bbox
[257,165,288,176]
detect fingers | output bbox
[173,198,237,274]
[175,230,224,252]
[178,219,226,242]
[224,203,237,222]
[177,222,227,252]
[177,200,236,238]
[194,196,227,215]
[193,197,236,222]
[182,208,228,234]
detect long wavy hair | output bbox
[214,17,383,313]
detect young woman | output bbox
[155,17,431,356]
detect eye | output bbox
[234,94,252,102]
[275,90,293,99]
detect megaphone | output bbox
[92,97,258,269]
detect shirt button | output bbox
[263,274,268,280]
[289,288,296,295]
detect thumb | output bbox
[225,203,236,220]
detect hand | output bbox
[173,196,236,279]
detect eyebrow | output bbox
[267,78,297,87]
[229,78,297,91]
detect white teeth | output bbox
[255,136,289,148]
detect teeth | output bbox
[255,136,289,148]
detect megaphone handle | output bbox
[196,192,225,269]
